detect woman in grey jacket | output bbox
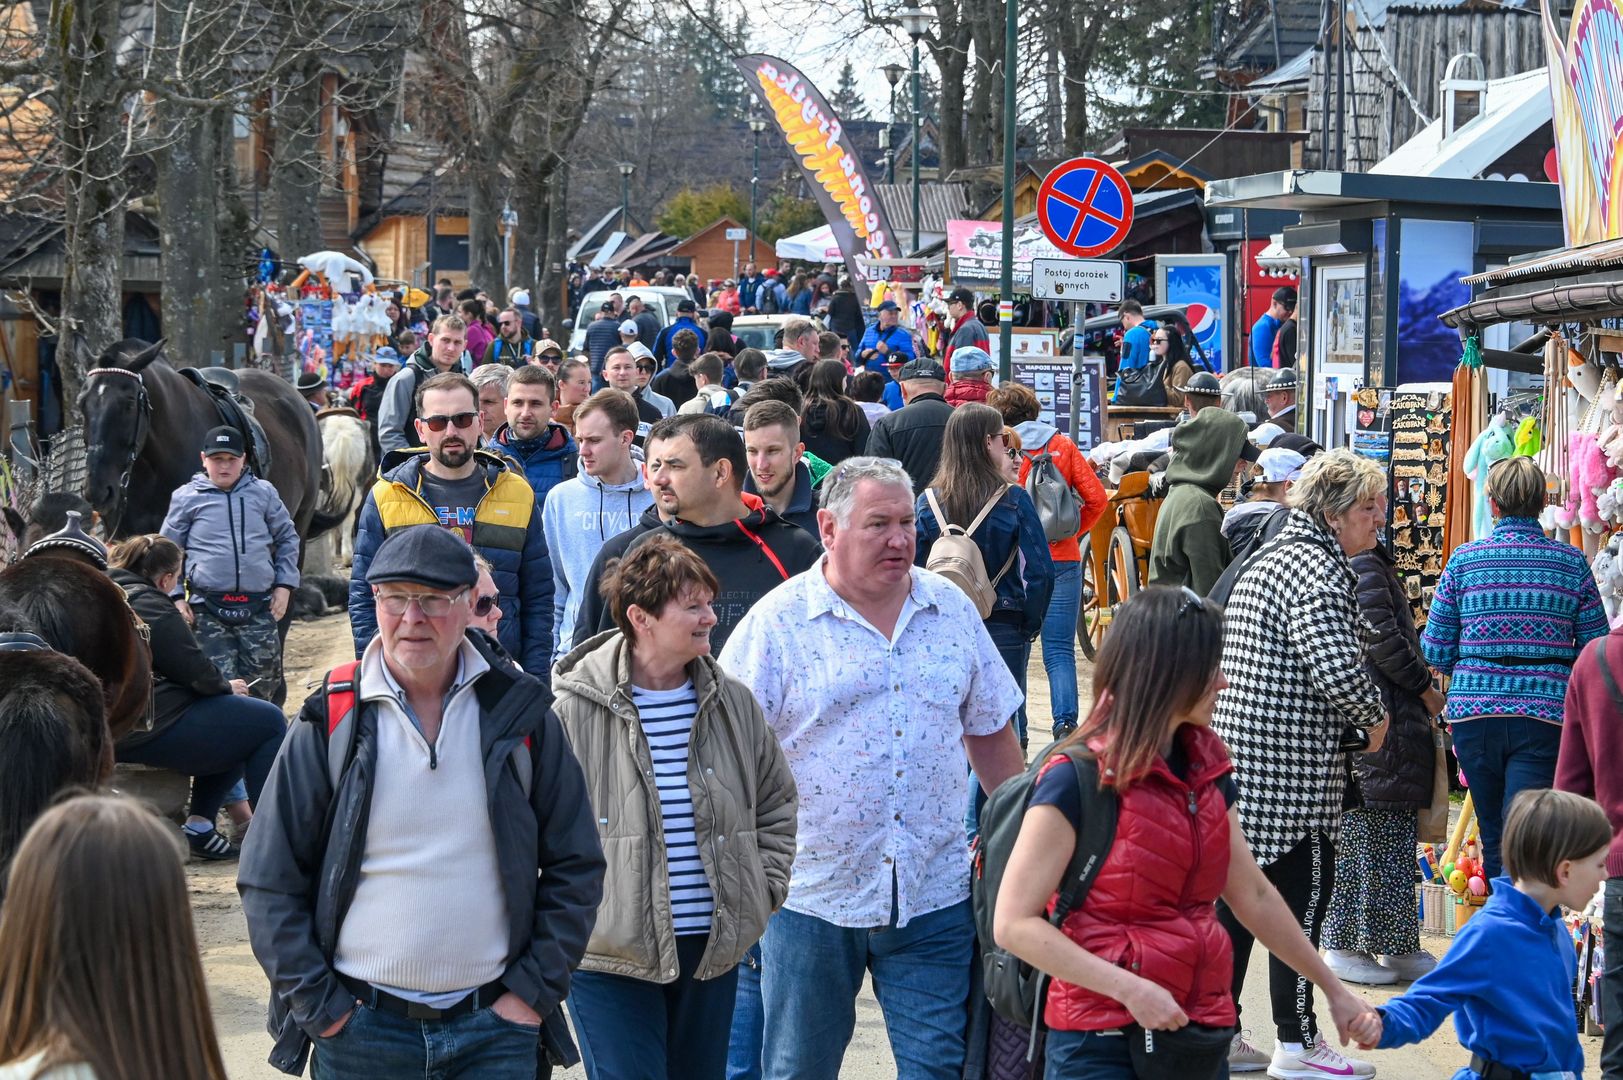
[551,533,797,1080]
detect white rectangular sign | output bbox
[725,227,749,241]
[1031,258,1125,303]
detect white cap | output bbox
[1250,422,1285,448]
[619,320,639,336]
[1257,447,1307,483]
[513,290,531,306]
[628,342,654,360]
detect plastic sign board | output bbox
[725,227,749,241]
[1031,258,1125,303]
[1036,157,1135,258]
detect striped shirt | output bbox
[631,682,714,935]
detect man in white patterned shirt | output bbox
[720,456,1026,1080]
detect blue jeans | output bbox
[569,934,738,1080]
[311,1003,538,1079]
[726,944,763,1080]
[116,693,286,822]
[1040,561,1082,735]
[760,898,974,1080]
[1045,1029,1133,1080]
[1450,715,1562,880]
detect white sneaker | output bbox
[1268,1042,1376,1078]
[1322,948,1398,986]
[1229,1031,1271,1072]
[1377,949,1437,982]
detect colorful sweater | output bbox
[1421,517,1607,724]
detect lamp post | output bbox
[616,162,634,233]
[747,117,767,265]
[882,62,905,185]
[999,0,1016,381]
[899,7,929,256]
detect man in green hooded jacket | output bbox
[1148,409,1259,595]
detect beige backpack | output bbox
[923,486,1017,618]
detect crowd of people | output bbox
[0,265,1619,1080]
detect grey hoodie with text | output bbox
[541,467,655,663]
[160,470,300,595]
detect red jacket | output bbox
[1557,627,1623,876]
[945,378,992,407]
[1044,725,1237,1032]
[1014,430,1108,562]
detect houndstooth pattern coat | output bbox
[1212,509,1386,866]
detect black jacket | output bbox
[111,568,233,740]
[826,290,865,343]
[651,364,698,408]
[238,631,604,1074]
[574,504,821,653]
[1350,545,1437,809]
[801,400,871,466]
[868,393,954,495]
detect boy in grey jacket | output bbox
[161,426,301,705]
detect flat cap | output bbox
[365,525,479,590]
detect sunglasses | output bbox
[473,593,499,617]
[1005,448,1021,463]
[1151,336,1169,343]
[376,589,469,618]
[419,412,478,432]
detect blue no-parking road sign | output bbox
[1036,157,1135,259]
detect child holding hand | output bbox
[1347,788,1609,1080]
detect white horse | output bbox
[310,412,374,568]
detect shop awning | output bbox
[1439,280,1623,330]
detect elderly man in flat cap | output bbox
[240,523,604,1080]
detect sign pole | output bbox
[998,0,1017,383]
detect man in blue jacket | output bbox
[856,300,916,375]
[653,298,708,366]
[738,262,768,313]
[485,365,579,507]
[349,372,555,675]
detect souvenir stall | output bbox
[246,249,401,397]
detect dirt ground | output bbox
[196,613,1604,1077]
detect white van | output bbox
[567,286,695,353]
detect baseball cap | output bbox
[947,288,976,308]
[1272,286,1298,309]
[950,346,994,375]
[365,525,479,591]
[898,357,947,381]
[876,300,900,312]
[535,338,564,357]
[628,342,654,361]
[512,289,531,306]
[1250,422,1285,448]
[598,300,617,313]
[676,298,697,313]
[202,426,246,457]
[619,320,639,336]
[373,346,401,367]
[1257,447,1308,483]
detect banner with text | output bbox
[946,220,1066,288]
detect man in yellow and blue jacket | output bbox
[348,371,555,674]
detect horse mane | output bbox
[1221,368,1271,422]
[317,414,370,519]
[0,651,107,895]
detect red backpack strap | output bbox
[734,518,791,581]
[325,660,362,736]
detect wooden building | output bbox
[665,217,760,284]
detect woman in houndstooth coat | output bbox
[1210,449,1390,1078]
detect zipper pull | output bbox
[1187,790,1197,815]
[429,743,438,770]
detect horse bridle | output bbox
[82,366,152,536]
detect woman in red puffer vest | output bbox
[993,587,1378,1078]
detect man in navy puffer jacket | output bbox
[484,365,578,507]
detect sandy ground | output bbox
[196,613,1605,1078]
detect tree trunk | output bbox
[536,162,572,340]
[465,159,506,297]
[929,26,971,174]
[53,0,127,400]
[273,59,324,265]
[215,109,255,367]
[157,107,222,369]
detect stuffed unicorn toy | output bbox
[1462,415,1516,539]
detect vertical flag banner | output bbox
[1541,0,1623,243]
[736,55,901,284]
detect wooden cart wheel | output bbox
[1078,548,1103,660]
[1106,526,1140,617]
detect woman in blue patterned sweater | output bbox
[1422,455,1607,882]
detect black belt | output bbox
[1472,655,1573,669]
[339,974,508,1022]
[1469,1054,1531,1080]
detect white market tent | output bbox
[774,224,843,263]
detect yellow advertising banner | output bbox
[736,54,901,282]
[1542,0,1623,244]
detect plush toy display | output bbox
[1513,416,1542,457]
[1462,416,1516,539]
[1593,533,1623,626]
[1551,432,1618,534]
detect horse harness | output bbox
[82,366,152,537]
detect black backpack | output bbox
[1207,520,1311,606]
[972,747,1118,1055]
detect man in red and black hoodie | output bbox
[345,347,401,456]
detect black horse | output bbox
[77,339,322,539]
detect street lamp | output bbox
[616,162,635,233]
[898,7,930,255]
[748,116,768,265]
[881,62,906,185]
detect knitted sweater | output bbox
[1421,517,1607,724]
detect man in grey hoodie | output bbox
[542,389,655,663]
[161,426,301,705]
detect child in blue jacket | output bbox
[1349,789,1610,1080]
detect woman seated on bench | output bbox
[110,536,287,862]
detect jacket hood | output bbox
[1221,498,1282,541]
[185,468,256,493]
[666,501,785,542]
[1014,419,1059,450]
[764,348,806,372]
[1166,409,1250,494]
[579,465,648,496]
[379,446,513,482]
[552,628,722,711]
[492,421,575,456]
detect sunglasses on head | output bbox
[473,593,499,617]
[419,412,478,432]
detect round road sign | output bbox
[1036,157,1135,259]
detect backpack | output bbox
[923,487,1018,619]
[972,748,1118,1041]
[318,657,534,796]
[1206,525,1312,606]
[759,282,781,314]
[1023,440,1082,543]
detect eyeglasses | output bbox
[376,589,469,618]
[419,412,478,432]
[473,593,499,617]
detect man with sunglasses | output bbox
[483,307,534,367]
[349,372,556,675]
[242,524,604,1080]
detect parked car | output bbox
[566,285,693,352]
[731,314,824,354]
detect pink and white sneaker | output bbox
[1267,1041,1376,1078]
